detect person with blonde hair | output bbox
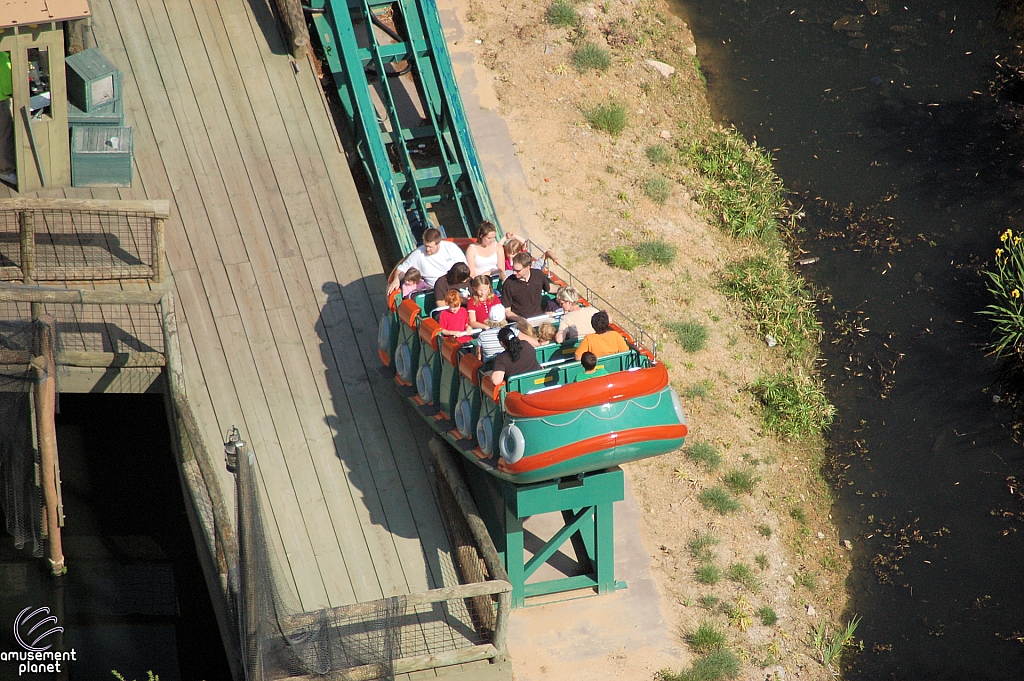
[515,320,542,348]
[467,274,499,329]
[536,321,557,344]
[555,286,598,343]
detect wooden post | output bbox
[272,0,311,60]
[151,216,166,283]
[34,314,65,576]
[19,210,35,283]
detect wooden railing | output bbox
[0,198,169,283]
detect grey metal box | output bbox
[65,48,120,113]
[71,126,133,187]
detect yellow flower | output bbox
[997,248,1004,257]
[1016,237,1021,245]
[1002,230,1012,242]
[1013,289,1020,299]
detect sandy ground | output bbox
[435,0,851,678]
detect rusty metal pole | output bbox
[34,314,65,576]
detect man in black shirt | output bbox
[501,252,550,320]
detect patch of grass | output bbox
[685,379,714,399]
[683,128,785,240]
[658,648,742,681]
[584,100,628,136]
[755,552,768,571]
[695,563,721,585]
[794,570,818,591]
[722,469,760,495]
[727,562,760,591]
[751,372,836,439]
[725,599,754,631]
[789,506,807,524]
[699,486,741,515]
[667,320,709,353]
[686,622,726,654]
[635,238,677,266]
[720,255,822,358]
[606,245,640,271]
[545,0,579,27]
[642,175,672,204]
[756,523,773,538]
[688,531,720,562]
[813,616,861,674]
[647,143,673,165]
[697,594,721,610]
[820,551,843,573]
[686,441,722,469]
[572,42,612,72]
[756,606,778,627]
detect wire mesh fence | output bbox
[0,201,166,282]
[0,300,164,355]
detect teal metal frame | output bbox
[463,461,626,608]
[311,0,500,257]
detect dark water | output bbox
[0,394,230,681]
[672,1,1024,678]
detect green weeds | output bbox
[752,372,835,438]
[686,622,726,654]
[647,143,674,165]
[812,616,861,674]
[794,570,818,591]
[635,238,677,266]
[756,606,778,627]
[667,320,709,353]
[658,648,741,681]
[697,594,720,610]
[688,531,720,562]
[573,42,612,72]
[727,562,760,591]
[642,175,672,204]
[695,563,721,585]
[545,0,579,27]
[686,441,722,470]
[723,469,760,495]
[754,552,769,571]
[683,128,785,240]
[720,255,821,358]
[606,245,641,271]
[685,379,714,399]
[756,523,773,538]
[699,486,741,515]
[585,100,628,135]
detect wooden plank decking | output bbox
[0,0,466,620]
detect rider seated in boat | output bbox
[433,262,471,305]
[554,286,597,343]
[489,326,541,385]
[501,252,551,321]
[466,220,517,278]
[574,351,608,382]
[575,310,628,360]
[438,289,472,343]
[387,227,467,293]
[467,274,500,329]
[401,268,430,298]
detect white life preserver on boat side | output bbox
[455,398,472,438]
[498,423,525,464]
[477,417,493,456]
[416,364,433,403]
[670,388,686,425]
[378,313,391,353]
[395,343,413,383]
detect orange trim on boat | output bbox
[498,423,689,474]
[441,337,463,366]
[398,299,421,328]
[387,289,401,312]
[419,318,443,350]
[503,363,670,418]
[459,353,484,385]
[481,375,503,402]
[378,348,391,367]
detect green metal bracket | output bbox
[464,462,627,608]
[311,0,500,259]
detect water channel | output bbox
[0,394,230,680]
[672,0,1024,678]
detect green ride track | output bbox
[310,0,500,256]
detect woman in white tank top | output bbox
[466,221,515,278]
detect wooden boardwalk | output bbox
[0,0,466,619]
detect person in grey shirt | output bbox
[554,286,598,343]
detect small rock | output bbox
[685,44,697,57]
[766,666,787,681]
[544,44,554,55]
[474,39,482,44]
[843,539,854,551]
[806,604,816,617]
[993,394,1002,404]
[785,574,796,586]
[659,130,672,140]
[816,532,825,539]
[765,334,778,348]
[646,59,676,78]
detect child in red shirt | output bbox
[439,289,472,343]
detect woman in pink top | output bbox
[466,275,500,329]
[439,289,472,343]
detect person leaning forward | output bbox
[387,228,467,293]
[500,251,550,320]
